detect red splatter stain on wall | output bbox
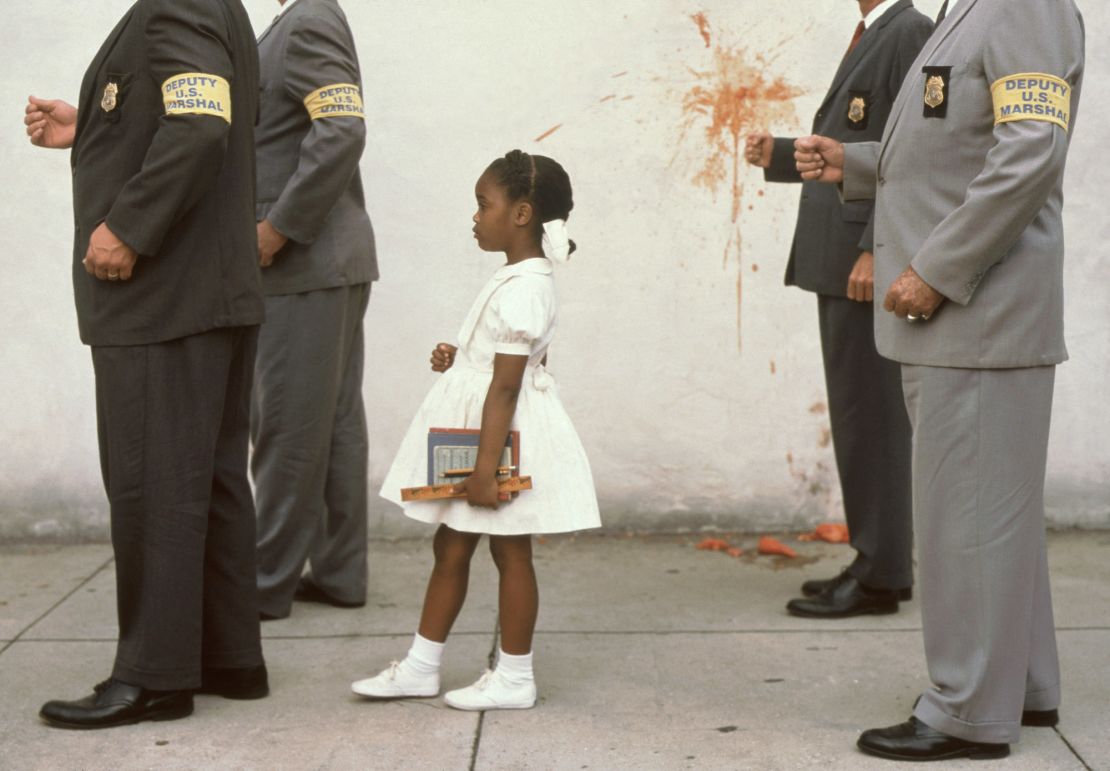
[691,12,712,48]
[534,124,563,142]
[676,13,803,350]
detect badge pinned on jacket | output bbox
[847,91,870,130]
[101,82,119,113]
[922,66,951,118]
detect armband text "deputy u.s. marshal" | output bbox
[991,73,1070,131]
[162,73,232,123]
[303,83,364,120]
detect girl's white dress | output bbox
[381,257,601,535]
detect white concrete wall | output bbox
[1,0,1107,540]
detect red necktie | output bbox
[844,20,865,58]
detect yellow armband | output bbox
[162,73,232,124]
[991,73,1070,131]
[303,83,364,120]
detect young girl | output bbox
[352,150,601,710]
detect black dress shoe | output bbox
[1022,708,1059,727]
[802,569,912,601]
[40,679,193,730]
[787,574,900,618]
[858,717,1009,761]
[196,664,270,700]
[294,578,365,609]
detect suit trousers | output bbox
[903,364,1061,745]
[817,295,913,590]
[92,326,264,691]
[252,282,370,616]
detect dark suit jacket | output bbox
[254,0,378,296]
[765,0,931,297]
[71,0,264,346]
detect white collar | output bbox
[862,0,900,28]
[492,257,552,281]
[944,0,964,15]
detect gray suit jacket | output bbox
[255,0,377,296]
[766,0,931,297]
[843,0,1084,368]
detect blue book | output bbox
[426,428,520,489]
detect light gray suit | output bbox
[842,0,1084,744]
[252,0,377,616]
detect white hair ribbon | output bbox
[541,219,572,264]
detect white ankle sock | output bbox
[404,633,445,677]
[495,650,534,683]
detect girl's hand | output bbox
[453,474,500,510]
[430,343,457,372]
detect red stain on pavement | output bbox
[798,523,851,544]
[758,536,797,558]
[696,537,731,552]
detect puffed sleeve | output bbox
[490,277,553,356]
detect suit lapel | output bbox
[258,0,302,44]
[75,5,137,146]
[880,0,981,158]
[820,0,912,113]
[914,0,980,68]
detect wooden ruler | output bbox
[401,476,533,502]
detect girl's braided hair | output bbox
[486,150,577,255]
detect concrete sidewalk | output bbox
[1,531,1107,770]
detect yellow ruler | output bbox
[401,476,533,502]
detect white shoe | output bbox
[351,661,440,699]
[443,669,536,711]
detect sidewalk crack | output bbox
[0,555,114,657]
[467,618,500,771]
[1054,727,1093,771]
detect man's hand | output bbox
[744,131,773,168]
[847,251,875,302]
[25,96,77,149]
[452,474,500,510]
[83,223,137,281]
[795,135,844,183]
[257,219,288,267]
[883,266,945,320]
[430,343,457,372]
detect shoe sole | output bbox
[194,686,269,700]
[39,702,194,730]
[350,692,437,701]
[857,741,1010,761]
[443,698,535,711]
[786,604,899,619]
